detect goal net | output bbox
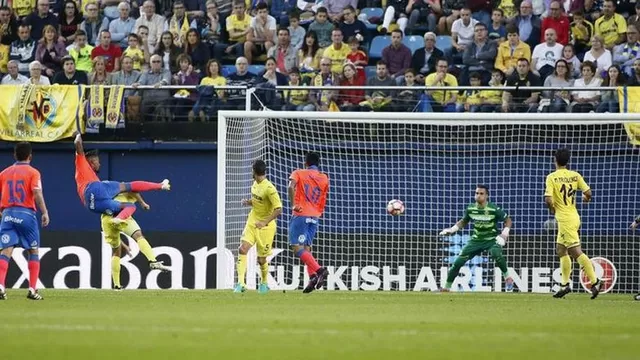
[217,111,640,294]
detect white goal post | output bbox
[217,111,640,293]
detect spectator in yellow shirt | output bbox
[594,0,627,49]
[495,24,531,76]
[322,28,350,75]
[425,58,458,112]
[122,33,146,71]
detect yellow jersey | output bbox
[226,14,252,43]
[123,47,144,70]
[247,178,282,227]
[322,43,350,74]
[69,45,95,73]
[12,0,35,17]
[0,44,9,73]
[544,168,590,224]
[425,72,458,104]
[594,14,626,48]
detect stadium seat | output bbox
[359,8,383,30]
[403,35,423,55]
[222,65,235,77]
[248,65,265,75]
[369,35,391,60]
[364,66,376,80]
[436,35,453,53]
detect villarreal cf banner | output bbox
[619,86,640,145]
[0,85,85,142]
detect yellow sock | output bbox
[237,254,247,286]
[260,262,269,284]
[136,237,156,262]
[577,253,597,285]
[560,255,572,285]
[111,256,121,288]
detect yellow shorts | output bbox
[240,222,276,257]
[556,220,581,248]
[101,216,141,249]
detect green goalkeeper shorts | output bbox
[459,240,501,260]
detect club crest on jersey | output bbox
[298,235,306,243]
[30,241,38,248]
[1,234,9,244]
[105,209,113,216]
[580,257,617,294]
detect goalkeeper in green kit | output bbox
[439,185,515,292]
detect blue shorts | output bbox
[85,181,127,215]
[288,216,319,246]
[0,207,40,250]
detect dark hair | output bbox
[517,57,529,65]
[474,23,487,31]
[278,27,290,35]
[493,8,504,16]
[376,60,387,67]
[253,159,267,176]
[85,149,99,159]
[302,30,320,58]
[603,64,626,86]
[476,185,489,194]
[306,152,320,167]
[256,2,268,11]
[343,5,355,12]
[128,33,140,42]
[176,53,192,66]
[316,6,327,14]
[184,28,201,50]
[555,148,570,166]
[404,68,416,75]
[75,29,87,37]
[289,66,300,74]
[469,71,481,80]
[573,9,584,17]
[61,55,75,65]
[289,11,299,20]
[14,142,32,161]
[580,60,596,73]
[505,24,519,35]
[554,59,570,80]
[205,58,222,77]
[391,29,403,37]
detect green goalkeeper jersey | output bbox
[462,202,509,242]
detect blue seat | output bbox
[369,35,391,60]
[248,65,265,75]
[403,35,424,55]
[359,8,383,31]
[222,65,235,77]
[436,35,453,53]
[364,66,376,80]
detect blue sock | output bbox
[28,254,39,262]
[295,249,306,258]
[0,254,9,263]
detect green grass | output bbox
[1,290,638,360]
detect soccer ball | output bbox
[387,199,405,216]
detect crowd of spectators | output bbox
[0,0,638,120]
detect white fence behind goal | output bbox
[217,112,640,293]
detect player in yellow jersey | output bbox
[544,148,604,299]
[234,160,283,294]
[102,192,170,291]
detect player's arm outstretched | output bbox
[439,218,469,236]
[73,132,84,155]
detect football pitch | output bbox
[1,290,638,360]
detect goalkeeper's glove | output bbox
[439,225,459,236]
[495,227,510,247]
